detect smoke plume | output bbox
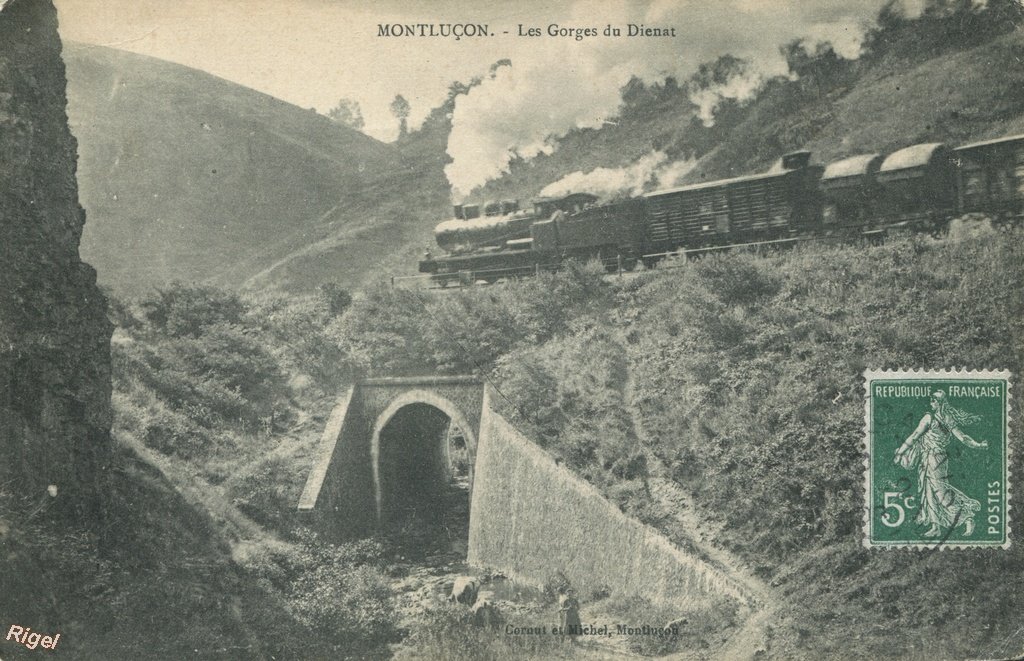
[539,152,696,201]
[444,0,895,197]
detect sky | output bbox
[54,0,901,195]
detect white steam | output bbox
[539,151,696,200]
[445,55,636,202]
[444,0,893,197]
[689,69,765,127]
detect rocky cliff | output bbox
[0,0,112,523]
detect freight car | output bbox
[954,134,1024,218]
[640,150,823,265]
[417,133,1024,285]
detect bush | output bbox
[245,290,349,389]
[493,324,642,485]
[332,262,611,375]
[226,456,306,535]
[140,407,215,458]
[139,283,246,338]
[113,314,288,438]
[286,534,397,651]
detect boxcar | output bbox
[820,153,885,231]
[875,143,957,228]
[642,151,824,254]
[953,133,1024,219]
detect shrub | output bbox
[140,407,216,459]
[493,324,641,484]
[274,532,397,651]
[332,262,611,376]
[113,318,287,434]
[226,456,306,535]
[139,283,246,338]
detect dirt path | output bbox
[620,353,780,661]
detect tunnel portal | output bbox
[375,404,472,558]
[297,377,484,545]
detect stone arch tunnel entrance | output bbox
[299,375,754,613]
[298,377,484,549]
[373,400,474,557]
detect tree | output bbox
[489,58,512,77]
[389,94,411,136]
[781,39,854,96]
[327,98,364,131]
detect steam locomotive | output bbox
[418,133,1024,285]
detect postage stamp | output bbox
[863,369,1012,549]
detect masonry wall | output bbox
[297,387,376,539]
[468,395,750,607]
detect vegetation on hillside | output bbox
[65,1,1024,298]
[331,224,1024,659]
[34,4,1024,658]
[474,0,1024,203]
[108,282,350,533]
[64,44,449,296]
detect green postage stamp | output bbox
[864,369,1012,549]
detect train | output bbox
[418,133,1024,285]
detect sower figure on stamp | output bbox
[894,390,988,537]
[558,587,581,644]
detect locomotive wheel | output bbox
[622,257,638,272]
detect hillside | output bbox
[331,225,1024,660]
[64,13,1024,295]
[472,23,1024,203]
[686,27,1024,184]
[64,43,448,295]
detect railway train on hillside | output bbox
[418,133,1024,285]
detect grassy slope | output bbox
[241,108,455,293]
[66,28,1024,295]
[688,28,1024,183]
[616,229,1024,660]
[65,43,448,295]
[475,28,1024,205]
[0,446,330,660]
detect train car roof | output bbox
[822,153,882,180]
[954,133,1024,152]
[645,168,794,198]
[879,143,946,173]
